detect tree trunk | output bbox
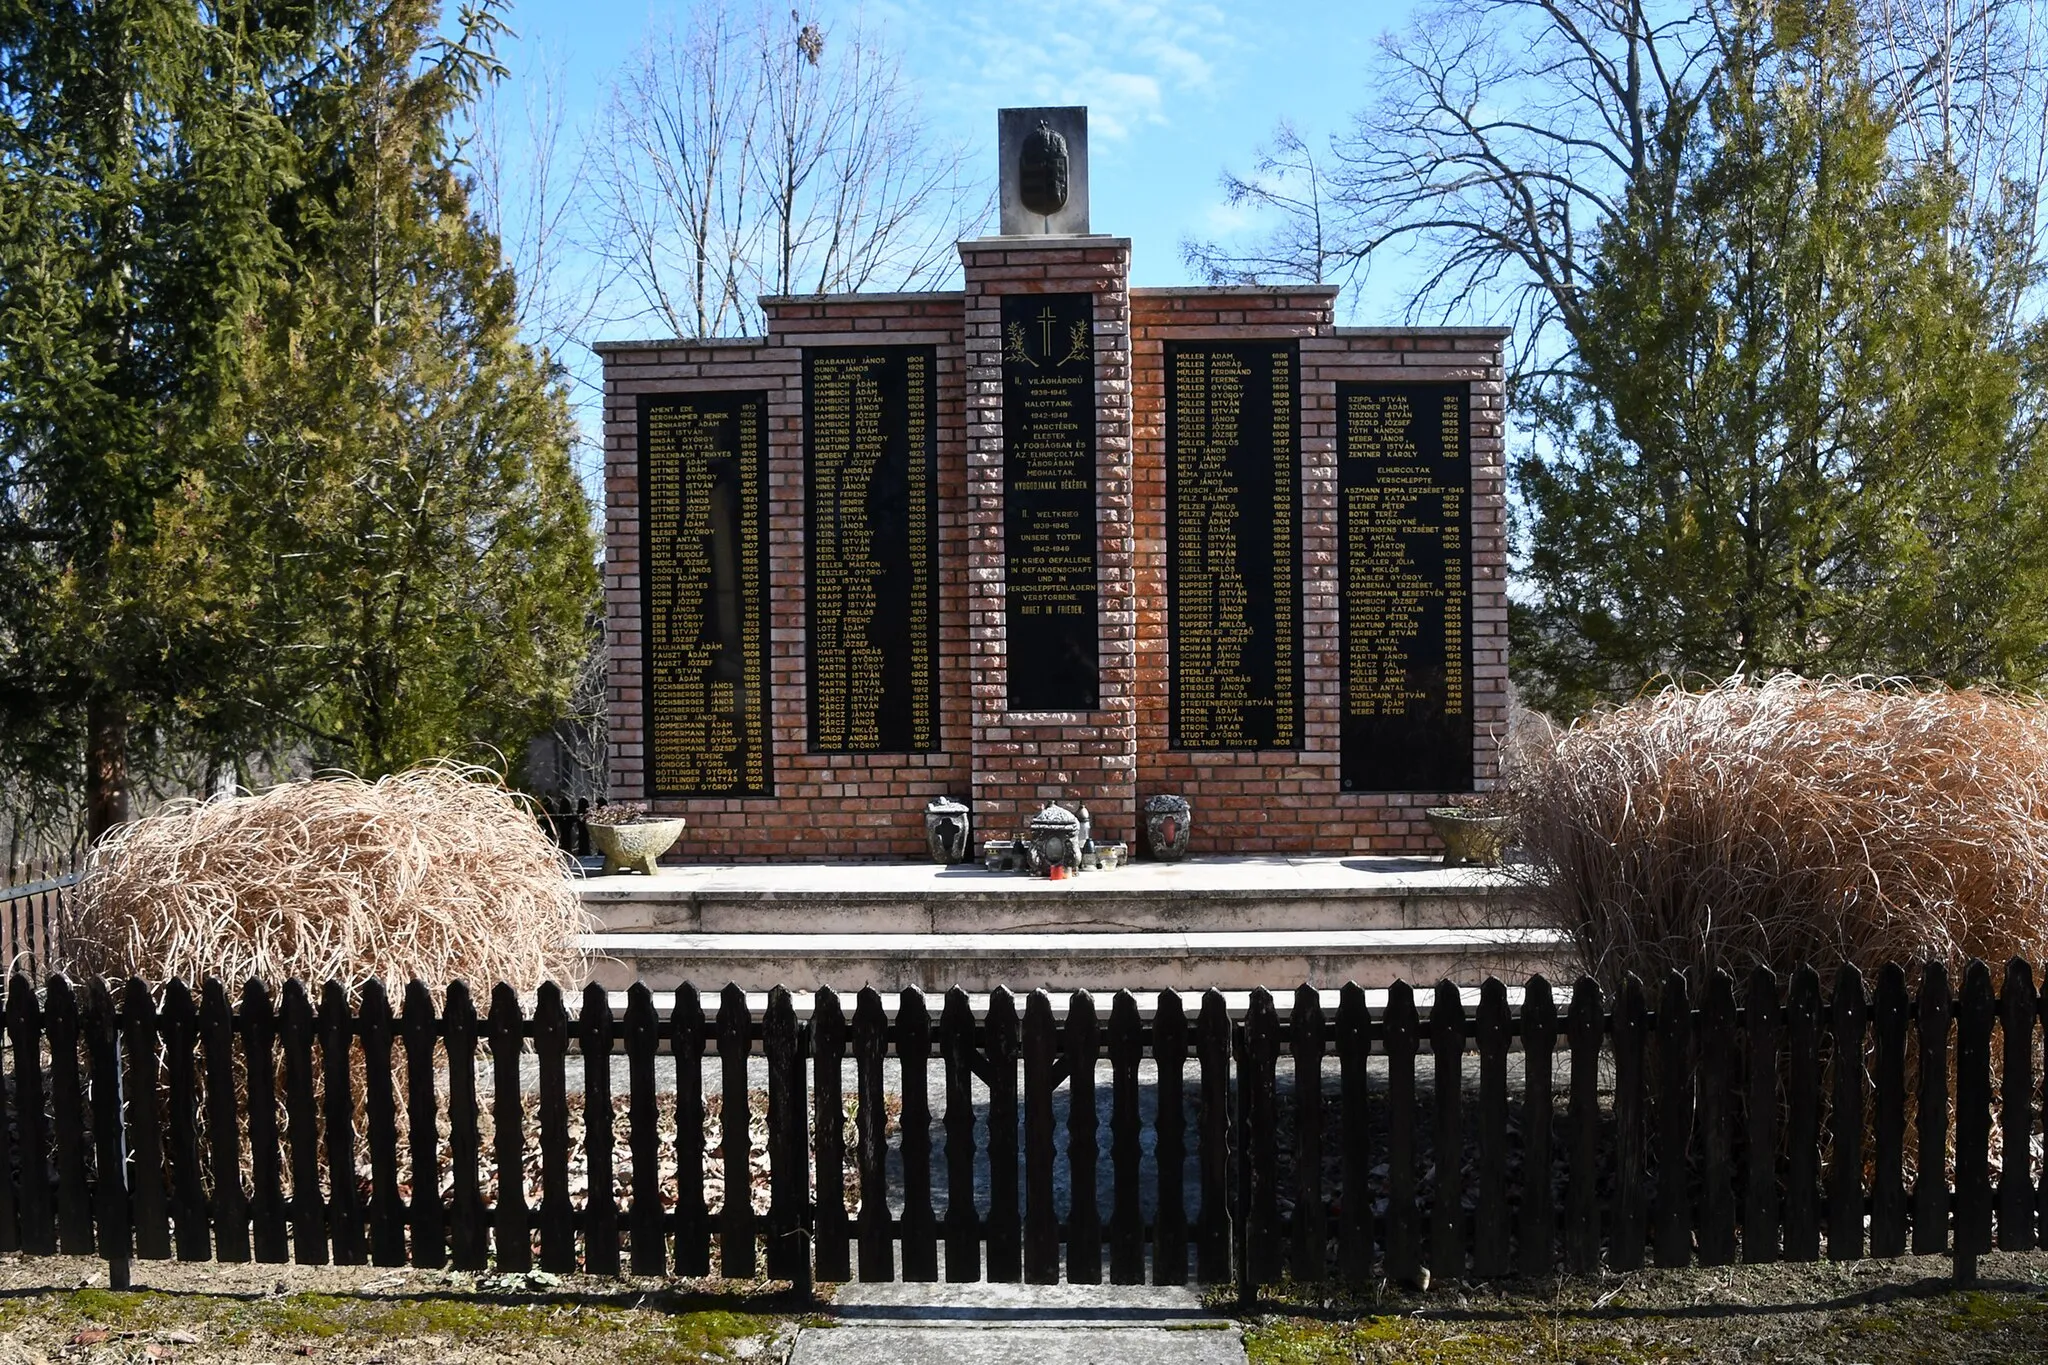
[85,697,131,842]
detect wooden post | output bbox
[160,981,210,1262]
[671,984,709,1277]
[199,980,249,1263]
[1066,990,1103,1285]
[986,988,1023,1283]
[1518,976,1557,1278]
[1384,981,1422,1287]
[941,987,980,1282]
[360,980,405,1267]
[1652,971,1693,1269]
[1783,968,1823,1262]
[534,982,575,1274]
[718,984,756,1280]
[1997,959,2036,1252]
[1430,981,1466,1283]
[1697,971,1737,1267]
[278,981,323,1266]
[1335,982,1373,1288]
[1565,978,1603,1275]
[1293,984,1329,1283]
[241,981,288,1263]
[1869,964,1909,1259]
[85,981,130,1288]
[120,979,171,1261]
[1195,989,1233,1284]
[1955,959,1996,1283]
[1828,964,1867,1262]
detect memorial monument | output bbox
[598,107,1509,861]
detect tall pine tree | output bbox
[1515,0,2048,712]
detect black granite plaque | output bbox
[1338,382,1473,792]
[639,391,772,798]
[1001,291,1099,711]
[804,346,940,753]
[1166,342,1301,749]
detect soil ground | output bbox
[1235,1252,2048,1363]
[0,1256,800,1365]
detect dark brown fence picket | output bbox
[1784,967,1823,1262]
[1335,982,1372,1288]
[404,981,445,1270]
[361,981,404,1267]
[625,983,664,1276]
[765,986,809,1290]
[1955,960,1997,1267]
[1743,967,1781,1263]
[86,980,130,1279]
[986,986,1023,1283]
[1430,981,1466,1282]
[1869,964,1909,1259]
[1828,964,1867,1262]
[47,978,92,1255]
[443,982,487,1272]
[898,988,937,1282]
[487,984,531,1273]
[811,987,851,1283]
[1065,991,1103,1285]
[1022,988,1057,1284]
[1108,989,1144,1285]
[1697,971,1736,1267]
[242,981,287,1263]
[534,982,574,1274]
[8,975,52,1256]
[1611,976,1648,1272]
[1653,971,1691,1269]
[121,977,171,1261]
[1913,962,1952,1256]
[1153,988,1190,1285]
[202,978,251,1263]
[853,986,891,1282]
[940,987,978,1282]
[1518,976,1557,1278]
[1383,981,1421,1286]
[717,984,755,1280]
[1195,988,1232,1283]
[671,983,709,1277]
[279,981,322,1266]
[581,983,618,1277]
[317,981,362,1265]
[158,980,207,1261]
[1998,959,2036,1252]
[1473,978,1509,1280]
[1240,988,1280,1293]
[1293,985,1328,1282]
[1565,978,1601,1274]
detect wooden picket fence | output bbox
[0,857,73,979]
[0,961,2043,1296]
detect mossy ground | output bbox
[0,1256,792,1363]
[1235,1251,2048,1364]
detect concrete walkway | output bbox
[788,1282,1248,1365]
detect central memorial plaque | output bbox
[1338,382,1473,792]
[1166,341,1301,749]
[804,346,940,752]
[1001,291,1099,711]
[639,391,772,798]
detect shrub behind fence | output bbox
[0,963,2040,1296]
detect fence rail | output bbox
[0,961,2041,1296]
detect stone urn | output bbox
[1145,794,1192,861]
[924,797,973,865]
[1027,802,1082,877]
[1424,807,1509,868]
[588,818,685,875]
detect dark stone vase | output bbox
[1145,794,1192,861]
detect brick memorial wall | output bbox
[600,173,1507,860]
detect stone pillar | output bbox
[959,235,1138,844]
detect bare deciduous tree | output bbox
[589,1,988,340]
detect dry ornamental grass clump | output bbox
[59,764,589,992]
[1505,676,2048,985]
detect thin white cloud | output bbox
[890,0,1236,141]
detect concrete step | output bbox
[578,855,1533,936]
[579,925,1570,993]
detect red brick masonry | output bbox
[598,236,1508,860]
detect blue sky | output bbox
[489,0,1418,315]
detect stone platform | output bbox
[577,856,1563,992]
